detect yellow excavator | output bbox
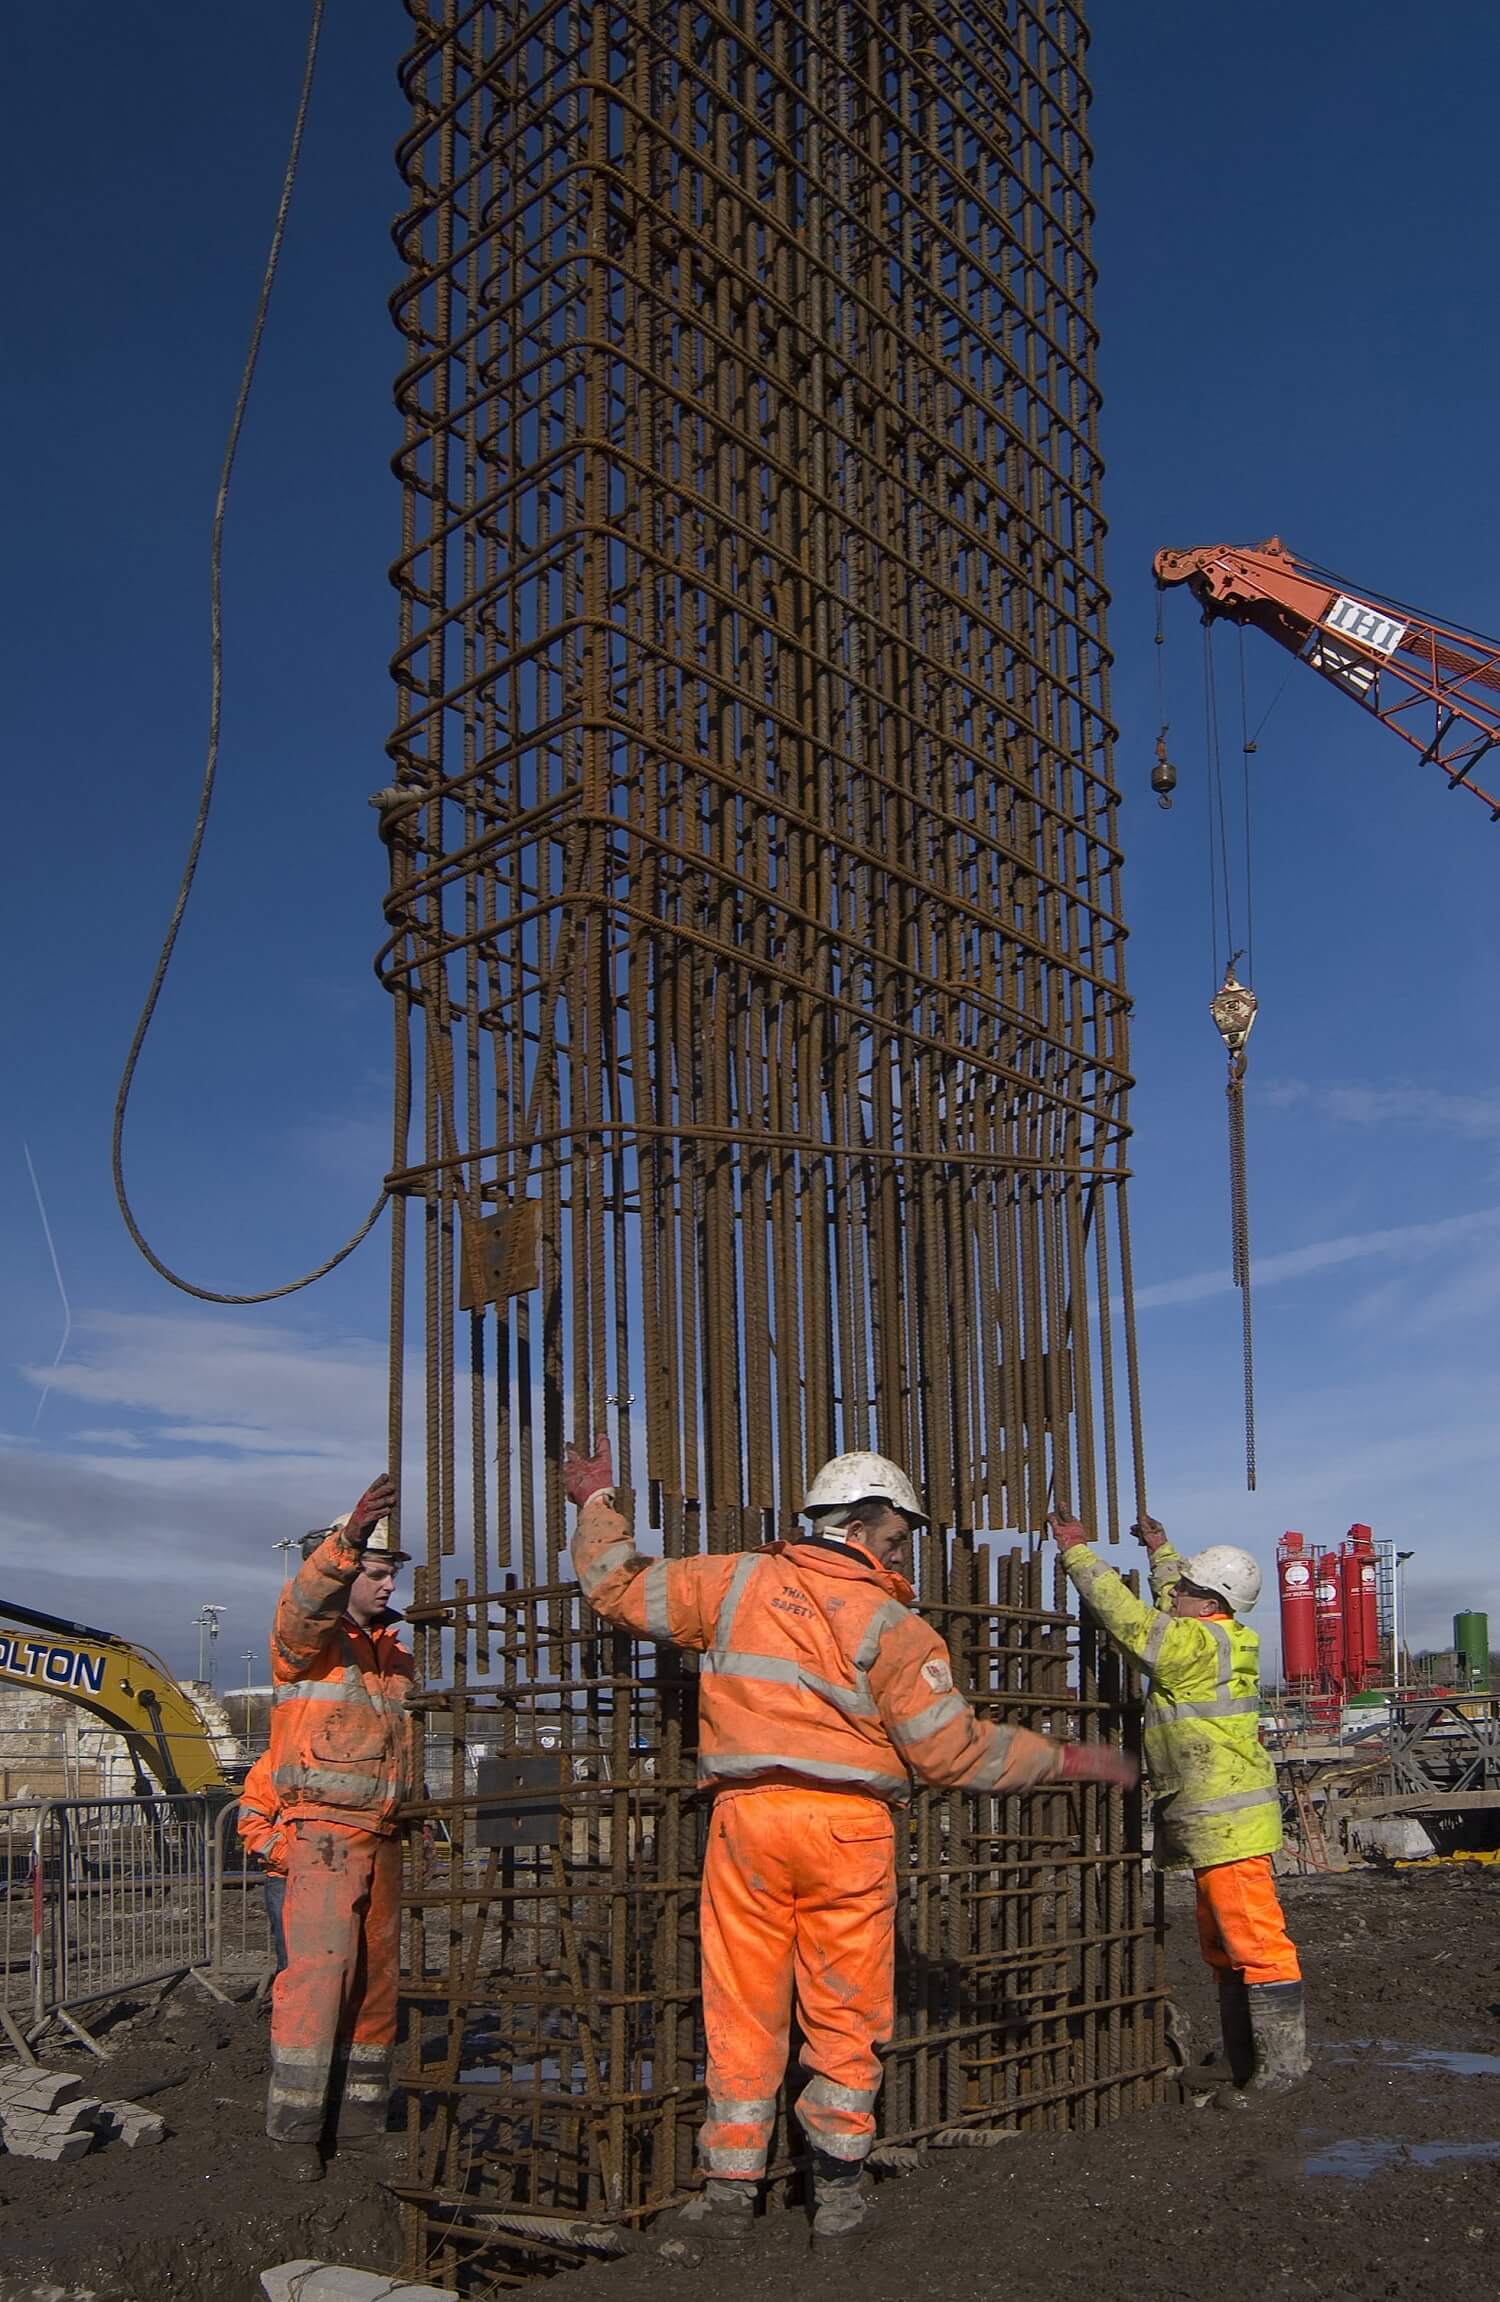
[0,1600,235,1799]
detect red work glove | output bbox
[1047,1511,1091,1554]
[561,1434,613,1509]
[344,1472,397,1548]
[1132,1514,1167,1553]
[1057,1742,1140,1790]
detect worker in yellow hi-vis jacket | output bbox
[1046,1509,1307,2098]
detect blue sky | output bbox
[5,2,1498,1678]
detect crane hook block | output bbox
[1210,964,1258,1065]
[1151,731,1176,809]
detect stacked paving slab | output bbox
[0,2065,165,2159]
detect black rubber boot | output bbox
[810,2152,878,2246]
[668,2179,757,2244]
[1246,1980,1311,2090]
[1218,1971,1256,2087]
[271,2140,325,2182]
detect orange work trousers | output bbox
[698,1785,896,2178]
[1194,1854,1301,1986]
[266,1820,401,2144]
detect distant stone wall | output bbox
[0,1682,246,1803]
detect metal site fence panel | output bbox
[382,0,1161,2284]
[0,1797,275,2035]
[209,1799,277,1984]
[10,1798,214,2027]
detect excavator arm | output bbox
[1154,538,1500,819]
[0,1599,232,1797]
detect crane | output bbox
[0,1599,234,1799]
[1152,537,1500,819]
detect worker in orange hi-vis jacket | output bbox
[562,1437,1138,2249]
[237,1750,290,1974]
[264,1472,413,2182]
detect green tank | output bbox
[1453,1611,1490,1692]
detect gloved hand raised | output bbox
[562,1434,613,1509]
[345,1473,398,1548]
[1132,1514,1167,1553]
[1046,1510,1091,1554]
[1056,1742,1140,1789]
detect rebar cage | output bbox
[381,0,1164,2282]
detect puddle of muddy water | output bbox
[1303,2136,1500,2180]
[1330,2040,1500,2077]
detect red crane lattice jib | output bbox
[1153,538,1500,818]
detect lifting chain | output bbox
[1210,964,1258,1491]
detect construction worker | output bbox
[562,1437,1137,2246]
[237,1749,289,1974]
[265,1473,413,2180]
[1046,1508,1307,2097]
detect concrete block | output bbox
[0,2071,84,2113]
[262,2261,461,2302]
[5,2128,93,2163]
[98,2101,167,2146]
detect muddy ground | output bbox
[4,1865,1500,2301]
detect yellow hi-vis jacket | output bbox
[1063,1539,1281,1871]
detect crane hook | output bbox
[1151,729,1177,810]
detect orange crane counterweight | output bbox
[1154,537,1500,819]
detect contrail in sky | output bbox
[23,1140,71,1428]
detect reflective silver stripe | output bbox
[705,2095,777,2125]
[287,1767,387,1805]
[341,2080,390,2103]
[1141,1616,1171,1673]
[792,2108,871,2157]
[699,1650,878,1719]
[854,1598,909,1669]
[344,2044,391,2068]
[272,1679,353,1703]
[702,1650,801,1686]
[270,2044,334,2070]
[700,1753,906,1796]
[888,1690,970,1749]
[642,1560,673,1641]
[702,2143,768,2174]
[1154,1695,1260,1722]
[800,2076,878,2112]
[268,2084,329,2109]
[968,1726,1021,1790]
[715,1554,761,1648]
[1205,1620,1234,1687]
[577,1536,635,1597]
[1069,1558,1107,1594]
[1174,1786,1280,1820]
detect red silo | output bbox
[1277,1532,1317,1685]
[1315,1554,1345,1696]
[1340,1545,1368,1690]
[1348,1524,1380,1674]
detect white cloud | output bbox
[1263,1079,1500,1141]
[1132,1205,1500,1311]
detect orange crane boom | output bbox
[1153,537,1500,820]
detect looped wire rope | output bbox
[110,0,391,1305]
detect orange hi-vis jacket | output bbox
[269,1530,414,1833]
[237,1750,289,1875]
[572,1494,1066,1801]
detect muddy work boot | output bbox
[810,2152,878,2247]
[271,2140,325,2182]
[669,2178,757,2244]
[1246,1980,1311,2090]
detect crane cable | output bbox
[1203,625,1259,1490]
[111,0,390,1306]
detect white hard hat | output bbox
[1179,1545,1261,1613]
[330,1511,410,1567]
[801,1452,925,1524]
